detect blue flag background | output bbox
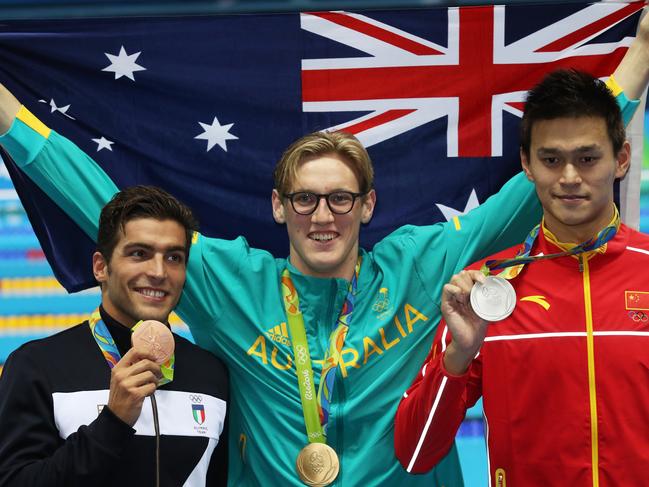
[0,3,643,292]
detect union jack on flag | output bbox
[0,2,644,292]
[301,3,643,157]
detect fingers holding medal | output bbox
[442,270,516,323]
[442,270,487,324]
[441,270,516,375]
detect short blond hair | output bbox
[273,131,374,195]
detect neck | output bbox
[100,299,139,329]
[543,204,616,244]
[289,248,359,281]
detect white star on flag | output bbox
[91,136,115,152]
[102,46,146,81]
[38,99,75,120]
[435,189,480,221]
[195,117,238,152]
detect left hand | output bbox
[441,270,489,375]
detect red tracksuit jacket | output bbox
[395,223,649,486]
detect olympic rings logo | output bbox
[628,311,649,322]
[189,394,203,403]
[372,299,389,312]
[295,345,308,365]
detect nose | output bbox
[311,196,335,224]
[147,254,167,280]
[560,163,582,185]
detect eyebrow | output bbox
[290,188,357,193]
[123,242,187,254]
[536,144,602,156]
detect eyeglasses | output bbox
[283,191,367,215]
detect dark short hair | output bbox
[97,185,198,262]
[520,69,625,157]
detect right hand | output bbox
[0,83,21,135]
[611,7,649,101]
[106,348,162,427]
[441,270,489,375]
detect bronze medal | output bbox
[131,320,175,364]
[296,443,339,486]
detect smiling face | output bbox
[272,153,376,279]
[92,217,187,328]
[521,116,630,243]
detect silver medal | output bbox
[470,276,516,322]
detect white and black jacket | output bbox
[0,308,228,486]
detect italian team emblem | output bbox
[192,404,206,425]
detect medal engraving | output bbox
[131,320,175,364]
[296,443,339,486]
[470,276,516,322]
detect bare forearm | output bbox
[613,11,649,100]
[0,84,20,135]
[443,341,477,376]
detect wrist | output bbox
[106,399,138,427]
[443,341,478,376]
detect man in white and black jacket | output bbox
[0,186,228,486]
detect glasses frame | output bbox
[283,191,368,215]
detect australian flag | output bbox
[0,2,644,292]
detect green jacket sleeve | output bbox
[391,171,540,306]
[430,171,539,292]
[0,107,117,241]
[0,107,245,339]
[399,86,638,306]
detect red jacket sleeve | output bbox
[394,319,483,474]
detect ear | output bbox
[615,141,631,180]
[360,189,376,224]
[520,148,534,182]
[271,189,286,224]
[92,251,109,284]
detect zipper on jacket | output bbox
[582,258,599,487]
[495,468,506,487]
[578,255,584,273]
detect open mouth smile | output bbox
[308,232,338,242]
[135,287,168,300]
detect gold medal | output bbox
[296,443,339,486]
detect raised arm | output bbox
[0,83,20,134]
[0,85,119,240]
[612,10,649,101]
[0,88,261,347]
[412,12,649,293]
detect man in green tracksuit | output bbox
[0,26,647,485]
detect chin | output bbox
[305,260,342,277]
[137,308,171,323]
[307,252,340,266]
[555,211,592,225]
